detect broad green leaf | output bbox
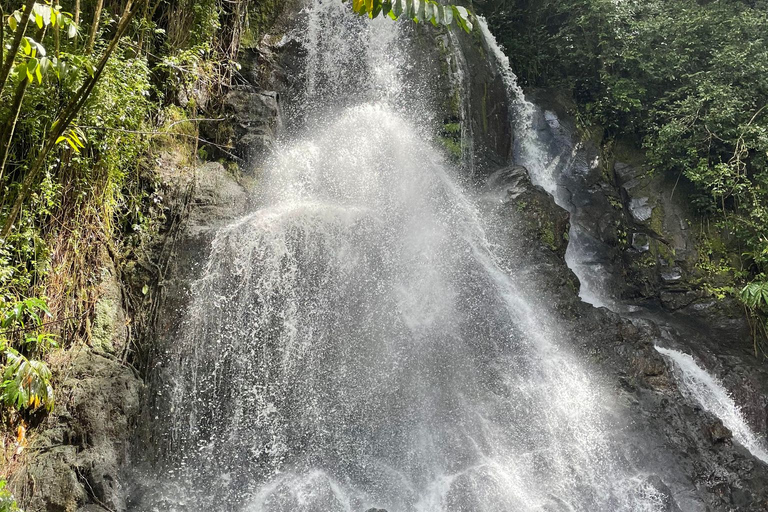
[417,0,426,22]
[14,62,27,81]
[392,0,403,17]
[442,6,453,25]
[370,0,383,19]
[8,14,17,32]
[67,21,77,39]
[39,4,51,26]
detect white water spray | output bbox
[655,346,768,464]
[129,4,671,511]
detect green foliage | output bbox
[0,480,21,512]
[0,0,267,424]
[344,0,475,32]
[741,280,768,310]
[482,0,768,285]
[0,351,54,412]
[0,298,56,413]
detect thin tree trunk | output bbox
[0,0,37,93]
[0,25,47,183]
[0,77,31,183]
[86,0,105,54]
[54,0,61,59]
[1,6,5,74]
[2,0,136,237]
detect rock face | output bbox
[482,167,768,511]
[15,259,141,512]
[517,90,768,509]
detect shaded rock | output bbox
[632,232,650,252]
[629,197,653,222]
[707,419,733,444]
[660,267,683,283]
[224,89,281,163]
[485,165,570,259]
[660,291,701,311]
[189,162,250,234]
[22,351,141,512]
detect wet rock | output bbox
[640,476,683,512]
[629,197,653,222]
[614,161,642,183]
[224,89,281,162]
[660,291,701,311]
[660,267,683,283]
[485,165,570,259]
[707,419,733,444]
[631,232,650,252]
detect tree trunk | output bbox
[86,0,105,54]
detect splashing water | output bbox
[130,3,667,511]
[477,17,619,309]
[655,346,768,464]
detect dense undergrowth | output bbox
[0,0,281,488]
[479,0,768,351]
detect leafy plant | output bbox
[0,297,56,412]
[740,280,768,311]
[0,350,54,412]
[344,0,475,32]
[0,480,21,512]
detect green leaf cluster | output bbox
[344,0,474,32]
[0,480,21,512]
[0,297,56,413]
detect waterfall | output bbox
[129,3,669,511]
[477,18,618,309]
[655,346,768,464]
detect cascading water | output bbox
[655,346,768,464]
[129,2,671,510]
[477,19,619,309]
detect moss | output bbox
[439,137,462,160]
[444,122,461,135]
[91,297,118,354]
[241,0,283,50]
[540,222,557,251]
